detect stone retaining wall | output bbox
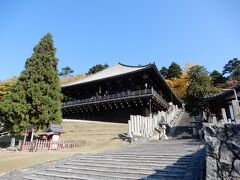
[204,123,240,179]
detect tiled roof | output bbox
[62,63,151,87]
[205,83,240,100]
[47,124,63,134]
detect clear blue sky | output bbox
[0,0,240,80]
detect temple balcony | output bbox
[61,88,169,109]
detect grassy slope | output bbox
[0,121,129,173]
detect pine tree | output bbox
[86,64,109,75]
[222,58,240,80]
[166,62,182,79]
[59,66,74,77]
[160,66,168,79]
[0,33,62,134]
[210,70,226,86]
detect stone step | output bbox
[52,165,186,175]
[110,152,198,157]
[23,176,46,180]
[82,154,196,159]
[122,144,202,147]
[116,148,200,152]
[71,157,191,165]
[73,155,192,162]
[65,160,189,168]
[95,153,195,158]
[106,153,204,158]
[29,170,183,180]
[119,148,200,151]
[29,171,95,180]
[78,153,198,157]
[43,167,185,179]
[129,140,203,144]
[121,143,203,146]
[125,144,202,147]
[57,163,187,173]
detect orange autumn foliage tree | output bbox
[165,63,193,99]
[166,73,188,98]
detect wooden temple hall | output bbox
[61,63,182,123]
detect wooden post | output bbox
[35,139,38,151]
[30,127,34,142]
[30,140,34,152]
[23,129,27,144]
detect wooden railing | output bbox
[21,140,76,151]
[21,141,32,151]
[62,88,168,108]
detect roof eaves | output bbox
[205,82,240,100]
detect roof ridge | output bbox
[118,62,152,68]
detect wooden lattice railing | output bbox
[21,140,76,151]
[62,88,168,108]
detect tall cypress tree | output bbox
[0,33,62,134]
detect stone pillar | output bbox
[232,100,240,124]
[128,119,132,137]
[10,138,15,147]
[229,104,235,121]
[192,122,197,136]
[221,108,228,124]
[212,116,217,125]
[136,115,140,134]
[17,140,22,150]
[130,116,134,136]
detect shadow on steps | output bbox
[141,148,206,180]
[171,126,193,139]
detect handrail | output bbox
[152,89,168,107]
[62,88,168,108]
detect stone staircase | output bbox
[2,139,205,180]
[168,111,193,139]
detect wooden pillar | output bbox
[23,129,27,144]
[30,128,34,142]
